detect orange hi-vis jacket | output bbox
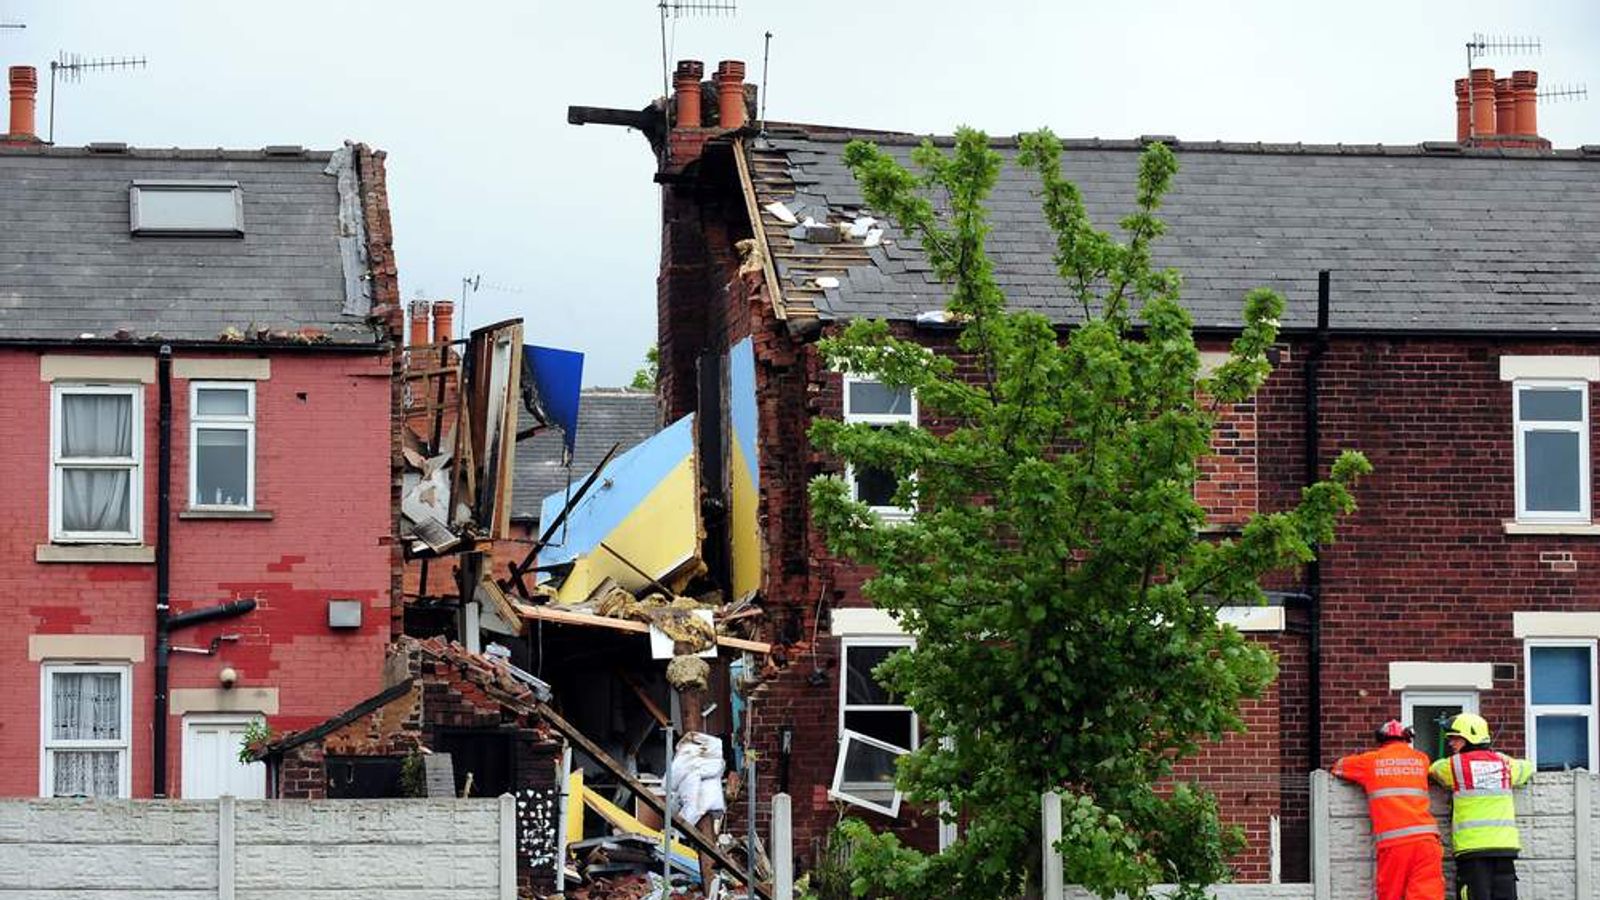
[1332,741,1441,848]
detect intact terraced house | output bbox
[0,64,401,800]
[573,59,1600,879]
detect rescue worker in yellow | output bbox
[1427,713,1534,900]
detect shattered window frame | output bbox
[188,381,256,511]
[830,636,917,817]
[841,374,917,521]
[50,382,143,544]
[40,663,132,799]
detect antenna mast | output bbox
[49,52,147,144]
[1463,34,1539,141]
[657,0,736,102]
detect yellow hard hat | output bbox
[1446,712,1492,746]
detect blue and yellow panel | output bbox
[729,338,762,599]
[537,414,700,603]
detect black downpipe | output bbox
[1306,272,1330,772]
[153,346,258,796]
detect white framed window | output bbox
[189,382,255,510]
[40,664,132,798]
[1525,639,1598,772]
[1514,380,1590,523]
[831,637,917,817]
[1401,689,1479,763]
[842,375,917,520]
[129,181,244,235]
[51,383,142,543]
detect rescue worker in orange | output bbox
[1332,720,1445,900]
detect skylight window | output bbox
[129,181,244,235]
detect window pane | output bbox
[195,428,249,506]
[845,645,900,706]
[61,394,133,457]
[51,750,120,798]
[1525,431,1582,512]
[1520,388,1584,422]
[845,710,915,750]
[1535,715,1590,771]
[1412,704,1464,763]
[841,736,902,791]
[196,387,249,417]
[60,468,131,532]
[51,672,122,740]
[848,381,912,416]
[854,465,901,508]
[135,187,238,231]
[1531,646,1593,705]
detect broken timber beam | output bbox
[513,603,773,654]
[535,701,774,900]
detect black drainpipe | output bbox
[1305,271,1330,772]
[152,346,258,797]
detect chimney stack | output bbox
[1454,78,1470,143]
[715,60,747,130]
[1470,68,1497,140]
[1512,70,1539,138]
[6,65,37,144]
[674,60,704,129]
[431,300,455,348]
[1494,77,1516,135]
[408,300,431,348]
[1454,68,1548,149]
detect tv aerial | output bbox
[656,0,736,98]
[49,51,147,143]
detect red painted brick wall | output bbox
[0,348,393,798]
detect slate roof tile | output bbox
[511,389,661,522]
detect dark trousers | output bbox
[1455,855,1517,900]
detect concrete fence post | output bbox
[1578,772,1593,900]
[218,795,236,900]
[1042,791,1064,900]
[1310,770,1331,900]
[772,792,794,900]
[500,793,517,900]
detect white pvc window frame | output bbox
[40,663,132,798]
[129,180,244,236]
[841,374,918,521]
[1513,379,1591,524]
[1524,638,1599,772]
[50,382,143,544]
[188,381,256,511]
[830,636,917,817]
[1401,689,1478,759]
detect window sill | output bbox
[36,544,154,564]
[179,509,273,521]
[1503,521,1600,536]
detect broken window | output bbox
[842,376,916,520]
[42,664,130,798]
[52,383,142,542]
[1514,380,1590,523]
[129,181,244,235]
[831,638,915,816]
[190,382,255,510]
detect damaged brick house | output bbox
[572,58,1600,881]
[0,64,402,800]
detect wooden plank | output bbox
[616,668,671,727]
[733,137,790,323]
[536,702,773,900]
[715,635,772,654]
[514,603,650,634]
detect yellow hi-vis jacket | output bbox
[1428,748,1534,855]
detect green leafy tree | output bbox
[808,128,1370,899]
[630,345,659,391]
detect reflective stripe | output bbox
[1455,788,1512,798]
[1369,788,1430,799]
[1375,823,1440,843]
[1454,819,1519,831]
[1451,754,1467,789]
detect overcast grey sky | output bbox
[5,1,1599,386]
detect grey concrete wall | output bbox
[0,796,513,899]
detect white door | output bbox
[181,715,265,799]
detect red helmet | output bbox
[1375,720,1415,743]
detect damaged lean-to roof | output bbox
[739,130,1600,333]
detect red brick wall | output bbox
[0,348,393,798]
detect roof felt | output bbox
[745,133,1600,332]
[0,146,379,344]
[512,388,660,522]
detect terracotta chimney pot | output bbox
[408,300,431,348]
[1454,78,1471,143]
[1494,77,1516,136]
[7,66,37,142]
[714,60,747,130]
[1470,68,1497,140]
[432,300,455,347]
[673,60,704,129]
[1512,70,1539,137]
